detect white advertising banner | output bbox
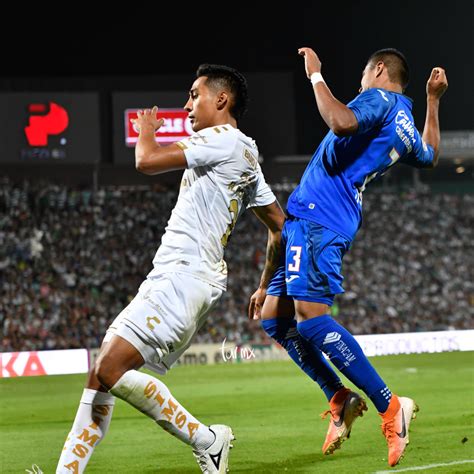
[0,349,89,378]
[355,329,474,357]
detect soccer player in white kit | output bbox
[56,64,285,473]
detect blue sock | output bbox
[262,317,343,401]
[297,315,392,413]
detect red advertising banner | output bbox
[125,108,192,147]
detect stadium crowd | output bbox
[1,178,472,351]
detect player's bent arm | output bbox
[135,124,187,175]
[251,200,286,289]
[421,98,441,168]
[421,67,448,168]
[312,83,359,136]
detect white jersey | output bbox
[148,124,276,290]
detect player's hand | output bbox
[131,106,165,133]
[426,67,448,100]
[248,288,266,320]
[298,47,322,78]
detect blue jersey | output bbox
[287,88,434,242]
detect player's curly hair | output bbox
[196,64,249,121]
[367,48,410,91]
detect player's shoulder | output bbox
[194,124,239,141]
[358,88,397,105]
[178,125,240,159]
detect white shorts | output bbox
[103,272,222,374]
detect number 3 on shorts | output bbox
[288,245,302,272]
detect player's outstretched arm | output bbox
[248,200,286,319]
[132,107,187,175]
[422,67,448,168]
[298,47,358,136]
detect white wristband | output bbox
[310,72,325,86]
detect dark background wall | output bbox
[0,2,472,184]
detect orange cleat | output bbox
[380,395,419,466]
[321,387,368,455]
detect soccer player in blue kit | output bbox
[249,47,448,467]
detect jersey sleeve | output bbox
[176,126,238,169]
[246,167,276,209]
[348,88,394,135]
[401,129,435,168]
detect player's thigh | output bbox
[284,218,349,304]
[261,295,295,319]
[96,334,145,373]
[100,279,176,374]
[146,274,222,373]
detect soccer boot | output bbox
[321,387,368,455]
[193,424,235,473]
[380,395,419,466]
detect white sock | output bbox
[110,370,215,450]
[56,389,115,474]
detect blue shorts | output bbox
[267,217,351,306]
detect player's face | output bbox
[184,77,218,132]
[360,62,375,93]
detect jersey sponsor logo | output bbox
[323,332,341,345]
[285,275,300,283]
[395,110,417,153]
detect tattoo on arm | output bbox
[259,232,281,289]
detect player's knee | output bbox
[94,354,122,390]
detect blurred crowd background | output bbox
[1,178,472,352]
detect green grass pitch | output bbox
[1,352,473,473]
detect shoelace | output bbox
[193,450,211,473]
[320,409,332,420]
[320,408,338,420]
[381,419,396,443]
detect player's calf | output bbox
[56,386,115,474]
[110,369,235,470]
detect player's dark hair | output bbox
[196,64,249,121]
[367,48,410,91]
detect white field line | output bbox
[374,459,474,473]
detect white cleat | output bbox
[193,424,235,473]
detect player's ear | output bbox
[216,91,229,111]
[375,61,384,78]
